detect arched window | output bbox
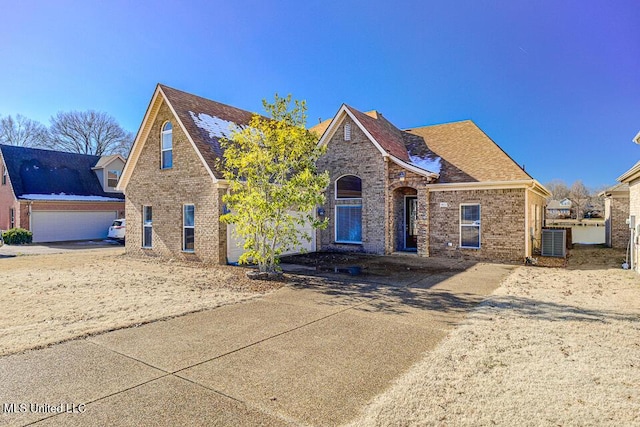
[336,175,362,199]
[161,122,173,169]
[335,175,362,244]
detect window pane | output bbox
[184,205,194,227]
[162,150,173,169]
[162,132,172,150]
[461,226,480,248]
[336,205,362,242]
[143,206,152,224]
[461,205,480,225]
[336,175,362,198]
[143,226,152,247]
[184,228,195,251]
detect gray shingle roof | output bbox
[0,144,124,199]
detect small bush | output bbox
[2,228,33,245]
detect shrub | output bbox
[2,228,33,245]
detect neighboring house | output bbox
[118,84,316,264]
[599,183,629,249]
[0,145,125,242]
[617,130,640,271]
[120,85,549,264]
[546,198,572,218]
[314,106,549,262]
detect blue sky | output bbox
[1,0,638,190]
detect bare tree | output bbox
[544,179,570,201]
[569,180,590,220]
[48,110,133,156]
[0,114,49,147]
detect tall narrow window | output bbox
[142,206,153,248]
[183,204,195,252]
[2,165,7,185]
[335,205,362,243]
[344,122,351,141]
[161,122,173,169]
[9,208,14,228]
[460,204,481,249]
[335,175,362,244]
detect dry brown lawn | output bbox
[349,247,640,426]
[0,249,280,356]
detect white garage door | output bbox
[227,213,316,264]
[31,211,118,243]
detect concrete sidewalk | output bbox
[0,263,514,426]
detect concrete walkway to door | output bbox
[0,261,515,426]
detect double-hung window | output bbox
[107,170,120,188]
[460,204,481,249]
[9,208,14,228]
[2,165,6,185]
[183,204,195,252]
[161,122,173,169]
[335,175,362,244]
[142,206,152,248]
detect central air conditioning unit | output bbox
[541,229,566,257]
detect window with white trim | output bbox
[335,205,362,243]
[335,175,362,244]
[107,170,120,188]
[142,205,152,248]
[161,122,173,169]
[9,208,14,228]
[2,165,7,185]
[344,122,351,141]
[183,204,195,252]
[460,204,481,249]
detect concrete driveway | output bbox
[0,262,514,426]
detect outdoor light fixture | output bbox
[398,171,406,181]
[317,207,326,217]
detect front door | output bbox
[404,196,418,250]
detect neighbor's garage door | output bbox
[226,212,316,264]
[31,211,117,243]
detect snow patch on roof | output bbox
[19,193,123,202]
[189,111,242,139]
[409,154,442,174]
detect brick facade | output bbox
[316,115,540,262]
[0,153,19,231]
[428,188,527,262]
[317,116,388,254]
[604,194,630,249]
[125,101,225,264]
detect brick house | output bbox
[599,183,629,249]
[0,144,125,242]
[120,85,548,264]
[314,105,549,262]
[118,84,317,264]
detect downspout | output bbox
[28,202,32,230]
